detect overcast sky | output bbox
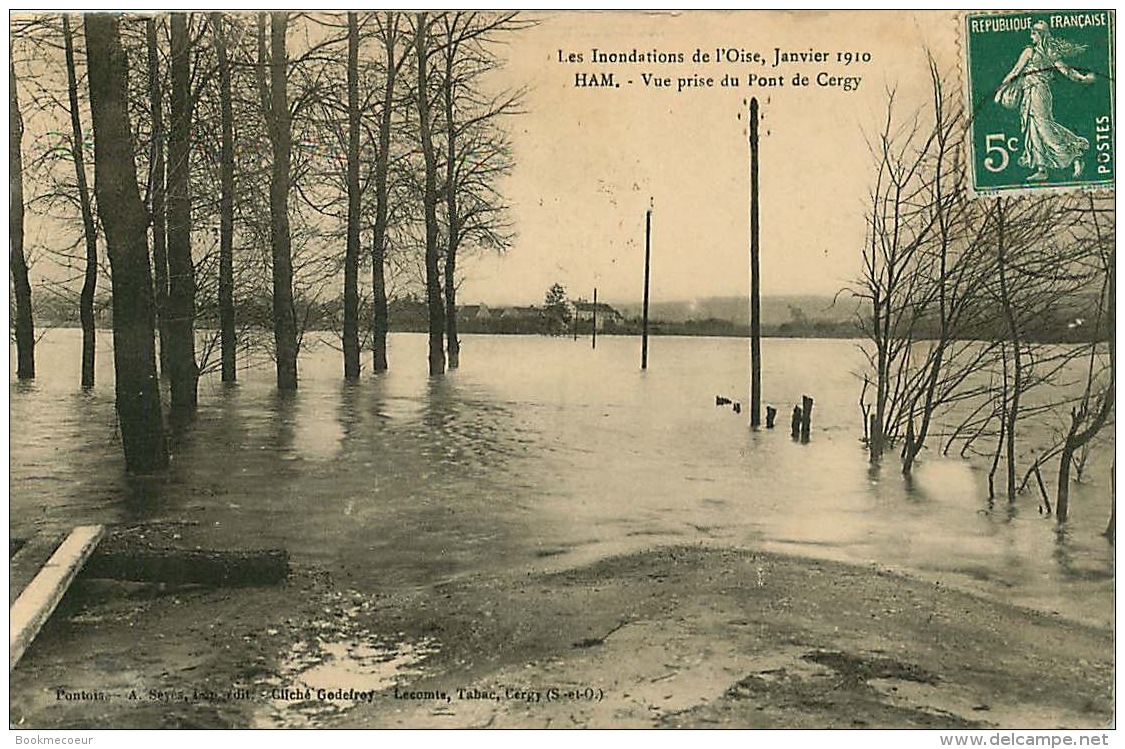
[458,10,960,305]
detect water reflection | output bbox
[122,473,175,520]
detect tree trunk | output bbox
[1056,444,1074,523]
[213,12,236,383]
[987,343,1009,501]
[166,12,198,416]
[266,12,299,390]
[444,252,459,369]
[85,13,169,473]
[145,17,170,379]
[416,13,444,376]
[1057,394,1114,524]
[1106,461,1115,544]
[9,56,34,380]
[370,13,397,373]
[996,200,1020,504]
[371,226,388,370]
[63,15,98,389]
[442,46,460,370]
[342,11,361,380]
[869,291,885,462]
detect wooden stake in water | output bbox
[641,204,652,370]
[749,97,762,428]
[592,287,598,350]
[800,394,814,442]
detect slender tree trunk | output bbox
[1106,460,1115,543]
[416,13,444,376]
[996,200,1020,504]
[870,290,885,462]
[213,12,236,382]
[342,11,361,380]
[1057,392,1115,523]
[85,13,169,473]
[370,13,397,373]
[444,250,458,369]
[443,47,460,370]
[370,226,388,370]
[1056,442,1075,522]
[9,55,34,380]
[63,16,98,389]
[988,343,1009,501]
[268,12,299,390]
[146,17,170,378]
[166,12,198,415]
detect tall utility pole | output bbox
[748,97,762,428]
[641,201,652,370]
[592,287,598,349]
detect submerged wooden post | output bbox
[749,97,762,428]
[592,287,598,350]
[800,395,814,442]
[791,405,802,439]
[641,203,652,370]
[765,405,777,429]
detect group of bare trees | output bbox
[853,58,1114,533]
[10,11,524,472]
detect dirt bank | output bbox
[9,544,1114,729]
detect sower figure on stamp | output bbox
[995,21,1097,182]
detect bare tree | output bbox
[415,12,444,376]
[1054,196,1114,523]
[257,11,299,390]
[212,11,237,382]
[370,12,409,373]
[166,11,199,414]
[341,10,362,380]
[61,15,99,388]
[85,12,168,472]
[433,12,523,369]
[10,50,35,379]
[854,78,943,465]
[146,16,170,377]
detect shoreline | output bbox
[9,543,1114,729]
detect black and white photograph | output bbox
[7,9,1116,736]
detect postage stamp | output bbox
[963,10,1115,196]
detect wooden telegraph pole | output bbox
[641,201,652,370]
[592,287,598,349]
[748,97,762,428]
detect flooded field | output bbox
[9,330,1115,629]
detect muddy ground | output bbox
[9,542,1115,729]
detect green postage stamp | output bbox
[963,10,1115,195]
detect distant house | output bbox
[490,305,543,334]
[500,305,540,319]
[455,304,493,333]
[573,301,622,331]
[458,304,492,322]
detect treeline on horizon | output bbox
[31,289,1111,345]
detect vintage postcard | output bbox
[8,9,1115,736]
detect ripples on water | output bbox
[8,331,1115,626]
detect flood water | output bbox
[9,330,1115,628]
